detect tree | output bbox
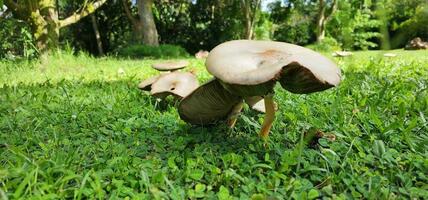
[154,0,243,52]
[4,0,107,53]
[90,13,104,56]
[380,0,428,48]
[316,0,337,42]
[328,0,381,50]
[268,0,318,45]
[61,0,131,55]
[122,0,159,46]
[240,0,261,39]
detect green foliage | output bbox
[306,37,341,52]
[272,13,314,45]
[350,10,382,50]
[60,0,131,55]
[394,4,428,41]
[254,12,273,40]
[1,0,426,55]
[329,1,381,50]
[269,0,317,45]
[1,50,428,198]
[116,44,189,59]
[0,18,37,59]
[155,0,244,53]
[382,0,428,48]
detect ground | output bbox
[0,50,427,199]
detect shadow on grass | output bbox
[0,79,267,159]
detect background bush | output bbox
[1,0,426,58]
[0,18,37,59]
[328,1,381,50]
[306,37,342,52]
[116,44,190,59]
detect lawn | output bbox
[0,50,427,199]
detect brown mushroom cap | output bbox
[152,60,189,71]
[206,40,341,96]
[138,75,162,91]
[178,79,242,125]
[150,72,199,98]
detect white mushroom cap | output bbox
[206,40,341,94]
[150,72,199,98]
[138,75,162,91]
[152,60,189,71]
[383,53,397,57]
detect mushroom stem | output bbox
[227,100,244,128]
[259,94,276,140]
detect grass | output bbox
[0,49,427,199]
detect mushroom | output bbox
[383,53,397,57]
[178,79,243,125]
[195,50,209,59]
[206,40,341,139]
[150,72,199,99]
[244,96,278,113]
[152,60,189,72]
[332,51,353,57]
[138,75,162,91]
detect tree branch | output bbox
[251,0,261,24]
[121,0,138,26]
[59,0,107,28]
[326,0,338,20]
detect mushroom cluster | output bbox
[139,40,341,141]
[138,60,199,99]
[178,40,341,140]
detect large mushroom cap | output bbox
[178,79,242,125]
[138,75,161,91]
[150,72,199,98]
[206,40,341,96]
[152,60,189,71]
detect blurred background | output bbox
[0,0,427,59]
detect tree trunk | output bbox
[5,0,107,53]
[133,22,145,43]
[316,0,337,42]
[241,0,260,40]
[122,0,143,42]
[137,0,159,46]
[29,0,60,52]
[90,14,104,56]
[316,0,326,42]
[244,5,253,39]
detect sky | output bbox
[262,0,278,11]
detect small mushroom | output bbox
[332,51,353,57]
[138,75,162,91]
[383,53,397,57]
[152,60,189,72]
[178,79,242,125]
[117,68,126,75]
[206,40,341,139]
[195,50,209,59]
[150,72,199,99]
